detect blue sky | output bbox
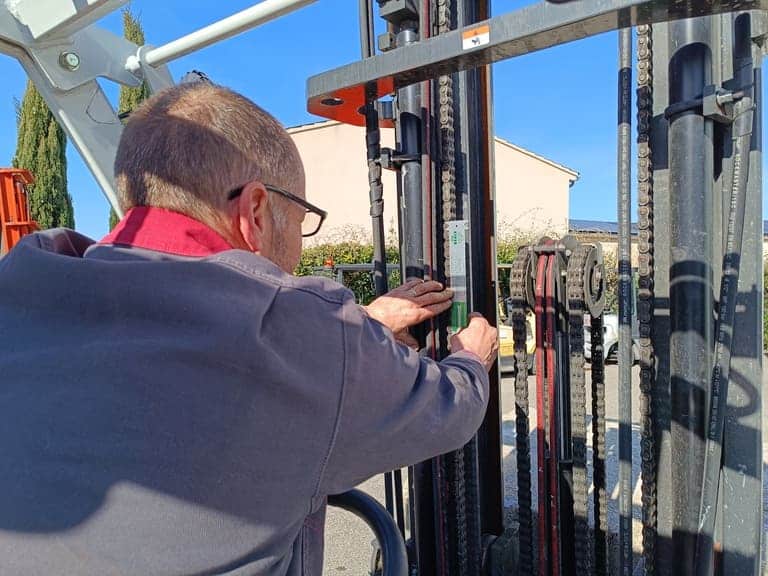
[0,0,764,240]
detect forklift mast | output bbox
[0,1,764,574]
[310,1,764,574]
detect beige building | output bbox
[572,219,768,265]
[288,121,578,244]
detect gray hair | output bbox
[114,83,304,236]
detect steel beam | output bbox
[9,0,127,41]
[617,25,633,576]
[721,12,764,575]
[396,27,425,281]
[6,44,124,214]
[694,12,755,575]
[0,1,174,214]
[144,0,317,68]
[649,22,675,576]
[386,9,434,576]
[668,16,715,575]
[306,0,768,123]
[0,7,141,92]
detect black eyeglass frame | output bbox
[227,183,328,238]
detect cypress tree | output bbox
[13,81,74,230]
[110,7,151,229]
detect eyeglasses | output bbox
[227,183,327,238]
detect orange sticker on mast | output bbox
[462,24,490,50]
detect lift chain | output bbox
[519,240,607,576]
[437,0,457,279]
[566,244,598,576]
[445,448,468,575]
[434,0,469,573]
[510,247,535,574]
[590,311,608,576]
[636,22,657,576]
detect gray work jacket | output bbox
[0,229,489,575]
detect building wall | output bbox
[493,138,575,238]
[290,122,399,245]
[289,122,577,245]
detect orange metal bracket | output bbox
[0,168,39,255]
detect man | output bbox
[0,83,498,575]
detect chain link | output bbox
[437,0,456,278]
[636,23,657,576]
[435,0,469,572]
[510,248,534,574]
[567,245,596,576]
[590,311,608,576]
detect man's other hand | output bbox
[364,279,453,335]
[450,313,499,371]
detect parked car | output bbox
[498,304,639,373]
[584,313,640,364]
[499,312,536,374]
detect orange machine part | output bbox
[0,168,39,255]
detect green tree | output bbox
[110,6,151,229]
[601,250,619,314]
[496,227,547,301]
[13,81,74,229]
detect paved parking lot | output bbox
[323,364,768,574]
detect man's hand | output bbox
[365,279,453,335]
[450,313,499,371]
[393,329,419,350]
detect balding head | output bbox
[114,83,305,244]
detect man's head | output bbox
[114,83,306,272]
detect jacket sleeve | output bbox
[316,296,490,496]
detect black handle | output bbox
[328,489,408,576]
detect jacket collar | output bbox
[100,207,233,257]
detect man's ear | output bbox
[236,182,269,252]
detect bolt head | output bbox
[59,52,80,71]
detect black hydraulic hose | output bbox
[393,465,406,536]
[693,21,755,576]
[365,103,389,297]
[357,0,386,310]
[617,26,633,576]
[328,490,408,576]
[358,0,388,297]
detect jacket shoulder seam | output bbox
[214,256,348,306]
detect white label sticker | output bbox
[447,220,469,277]
[462,25,490,50]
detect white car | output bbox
[584,313,640,364]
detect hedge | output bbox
[296,234,554,305]
[295,238,621,305]
[296,241,402,305]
